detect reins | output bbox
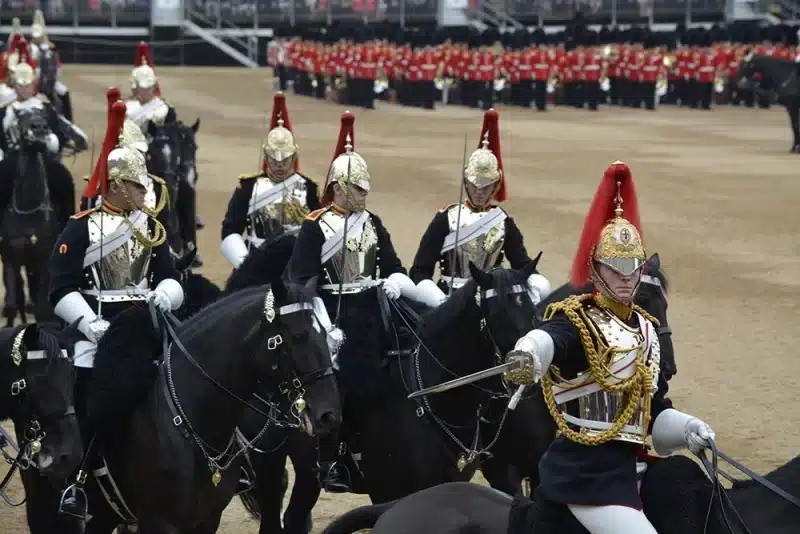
[696,442,800,534]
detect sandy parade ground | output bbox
[1,65,799,532]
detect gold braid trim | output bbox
[146,173,169,216]
[113,177,168,248]
[540,294,655,447]
[282,196,310,225]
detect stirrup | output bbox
[58,474,88,521]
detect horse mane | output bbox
[0,324,63,421]
[224,234,296,294]
[730,454,800,492]
[418,279,479,340]
[177,284,269,342]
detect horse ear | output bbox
[468,261,492,289]
[522,251,543,279]
[175,246,198,273]
[21,324,39,350]
[304,275,318,294]
[648,253,660,272]
[192,118,200,133]
[271,277,288,304]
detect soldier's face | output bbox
[593,262,641,303]
[465,181,499,208]
[334,182,368,213]
[135,86,155,102]
[16,83,35,99]
[266,153,296,181]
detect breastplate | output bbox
[247,176,310,243]
[442,204,505,277]
[87,211,152,291]
[318,210,378,286]
[553,305,660,445]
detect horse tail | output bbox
[320,500,398,534]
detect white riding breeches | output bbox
[568,504,658,534]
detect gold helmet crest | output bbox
[464,109,507,201]
[262,92,298,167]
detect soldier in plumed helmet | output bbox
[284,111,429,493]
[51,100,184,519]
[126,42,175,132]
[502,162,716,533]
[220,92,321,269]
[409,108,551,307]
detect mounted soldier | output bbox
[220,91,320,269]
[0,38,76,228]
[126,42,174,132]
[502,161,716,533]
[2,38,87,161]
[0,32,21,118]
[284,110,424,493]
[409,108,551,308]
[51,99,183,519]
[80,87,173,244]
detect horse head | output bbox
[261,278,341,438]
[146,120,181,203]
[177,119,199,189]
[734,54,797,99]
[36,47,59,104]
[0,323,82,481]
[469,260,541,355]
[2,109,55,245]
[637,254,675,380]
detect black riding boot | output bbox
[59,367,93,520]
[318,433,351,493]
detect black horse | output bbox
[146,120,184,254]
[72,281,341,533]
[36,47,73,123]
[476,253,674,498]
[321,450,800,534]
[0,108,74,327]
[241,259,542,534]
[0,322,84,533]
[732,54,800,153]
[176,119,202,265]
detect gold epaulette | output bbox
[305,207,329,221]
[542,293,593,321]
[238,172,263,182]
[71,207,99,220]
[439,202,459,213]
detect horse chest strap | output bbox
[162,369,191,440]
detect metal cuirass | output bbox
[86,211,152,300]
[552,305,661,445]
[318,210,378,288]
[246,175,310,246]
[443,204,505,277]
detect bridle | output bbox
[0,329,75,506]
[640,274,672,339]
[156,288,335,484]
[391,274,536,472]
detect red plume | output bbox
[263,92,299,173]
[134,42,153,67]
[569,161,642,286]
[321,111,355,205]
[83,101,128,199]
[133,42,161,97]
[477,109,506,202]
[106,87,121,111]
[16,38,36,69]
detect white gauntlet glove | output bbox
[146,289,171,312]
[85,318,111,343]
[685,419,716,455]
[526,273,552,305]
[381,278,401,300]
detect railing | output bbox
[0,0,752,29]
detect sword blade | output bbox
[407,358,522,399]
